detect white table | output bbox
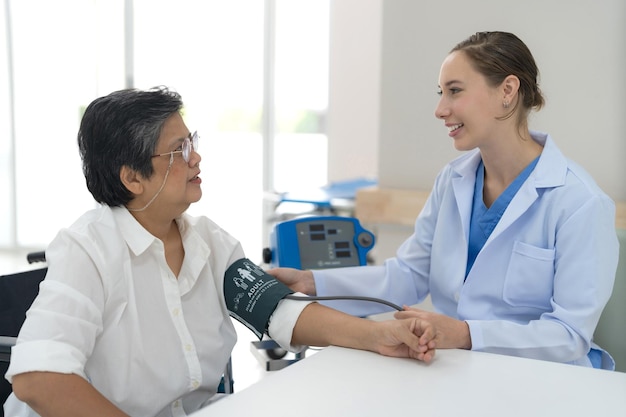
[194,346,626,417]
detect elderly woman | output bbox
[4,87,435,417]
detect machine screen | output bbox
[295,220,359,269]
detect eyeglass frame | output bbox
[151,131,198,163]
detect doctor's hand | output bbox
[394,307,472,350]
[266,267,316,295]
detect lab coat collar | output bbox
[448,131,568,245]
[449,151,481,240]
[529,131,568,189]
[448,131,568,189]
[493,132,569,244]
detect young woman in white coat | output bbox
[269,31,619,370]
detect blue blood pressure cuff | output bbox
[224,258,294,339]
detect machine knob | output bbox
[262,247,272,264]
[357,232,373,248]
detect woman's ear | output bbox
[502,74,520,105]
[120,165,144,196]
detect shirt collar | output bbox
[111,207,211,291]
[111,206,159,256]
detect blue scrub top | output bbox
[466,156,540,278]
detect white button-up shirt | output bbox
[5,206,309,416]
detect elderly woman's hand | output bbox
[395,306,471,350]
[371,317,437,362]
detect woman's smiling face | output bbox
[434,51,504,151]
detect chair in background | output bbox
[594,228,626,372]
[0,266,48,411]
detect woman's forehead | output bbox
[157,114,188,144]
[438,51,482,86]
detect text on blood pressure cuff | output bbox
[224,258,294,339]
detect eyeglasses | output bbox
[151,131,199,163]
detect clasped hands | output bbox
[365,305,471,364]
[268,267,470,363]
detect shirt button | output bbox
[173,400,180,407]
[173,308,180,316]
[185,344,192,351]
[192,380,200,389]
[454,292,460,301]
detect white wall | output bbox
[329,0,626,202]
[327,0,381,181]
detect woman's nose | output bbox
[189,149,201,166]
[434,99,448,119]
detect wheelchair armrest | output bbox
[27,251,47,264]
[0,336,17,363]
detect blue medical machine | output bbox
[255,216,375,370]
[263,216,375,270]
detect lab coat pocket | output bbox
[503,241,555,309]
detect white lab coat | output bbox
[315,132,619,368]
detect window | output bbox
[1,0,124,249]
[1,0,329,262]
[273,0,329,193]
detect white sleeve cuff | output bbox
[5,340,88,383]
[267,292,312,352]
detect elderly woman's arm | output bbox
[12,372,130,417]
[291,302,436,362]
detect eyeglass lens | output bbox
[183,131,198,162]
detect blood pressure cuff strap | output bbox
[224,258,294,339]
